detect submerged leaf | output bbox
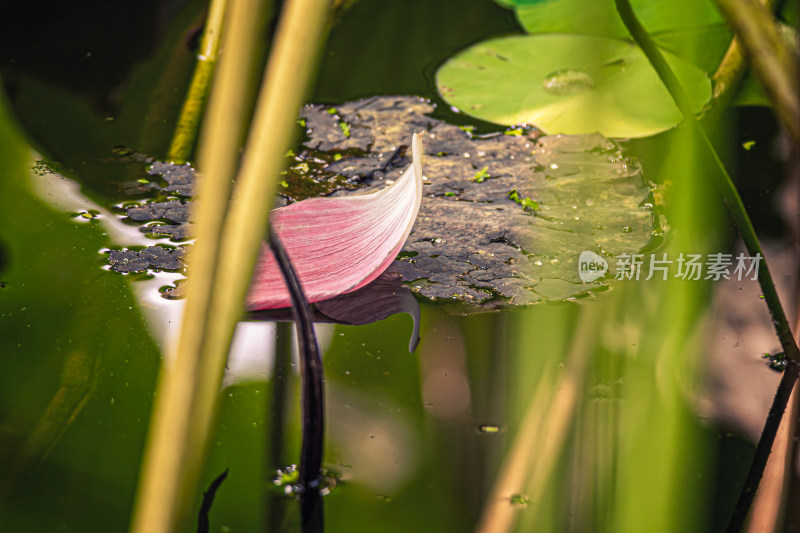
[436,34,711,137]
[299,97,656,309]
[108,96,657,311]
[245,134,424,310]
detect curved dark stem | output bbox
[268,227,325,532]
[725,362,799,533]
[197,468,229,533]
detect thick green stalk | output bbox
[130,0,331,530]
[167,0,228,162]
[614,0,799,364]
[198,0,332,441]
[700,0,774,127]
[129,0,271,530]
[714,0,800,148]
[614,1,800,531]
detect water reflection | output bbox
[247,272,421,354]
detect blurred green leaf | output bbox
[0,90,160,532]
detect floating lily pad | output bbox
[436,34,712,137]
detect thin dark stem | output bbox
[268,227,325,532]
[197,468,229,533]
[725,363,799,533]
[266,321,292,532]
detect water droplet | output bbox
[550,258,560,264]
[622,226,631,233]
[479,424,501,433]
[542,69,595,95]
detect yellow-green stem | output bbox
[700,0,774,131]
[714,0,800,148]
[166,0,228,162]
[129,0,272,530]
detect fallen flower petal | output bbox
[246,133,424,310]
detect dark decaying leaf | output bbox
[111,96,656,311]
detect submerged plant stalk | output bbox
[196,468,229,533]
[167,0,229,162]
[727,362,800,533]
[713,0,800,148]
[614,0,800,530]
[129,0,329,531]
[615,0,798,368]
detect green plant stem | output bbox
[131,0,331,530]
[614,1,800,530]
[167,0,229,162]
[198,0,331,458]
[701,0,774,127]
[128,0,275,530]
[713,0,800,148]
[614,0,798,364]
[726,361,800,533]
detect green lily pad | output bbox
[436,34,712,137]
[510,0,723,38]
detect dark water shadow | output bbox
[247,272,421,354]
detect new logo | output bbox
[578,251,608,282]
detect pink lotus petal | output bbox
[246,133,424,310]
